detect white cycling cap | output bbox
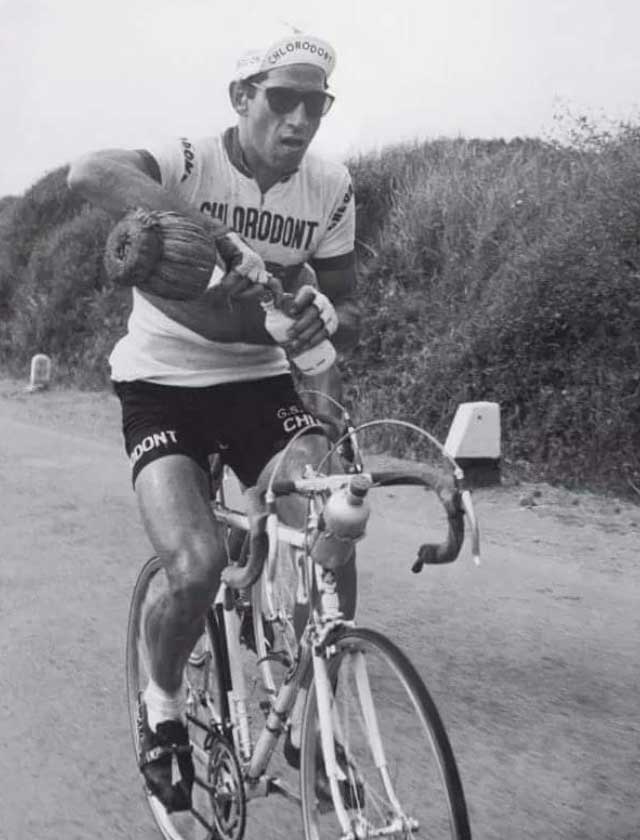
[234,34,336,81]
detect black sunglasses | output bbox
[248,83,335,118]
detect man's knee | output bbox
[276,430,328,475]
[162,535,225,611]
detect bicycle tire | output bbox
[251,540,304,698]
[299,626,472,840]
[126,556,244,840]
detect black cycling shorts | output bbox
[113,375,320,487]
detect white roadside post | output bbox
[444,401,501,487]
[26,353,52,392]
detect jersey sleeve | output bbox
[139,137,199,194]
[313,168,356,262]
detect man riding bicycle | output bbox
[67,33,360,812]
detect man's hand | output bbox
[212,231,269,303]
[286,285,338,353]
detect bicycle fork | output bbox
[313,648,354,833]
[313,643,416,838]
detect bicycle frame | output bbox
[209,496,348,798]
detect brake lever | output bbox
[460,489,481,565]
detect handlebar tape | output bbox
[221,515,268,590]
[411,491,465,571]
[270,479,297,496]
[370,469,454,496]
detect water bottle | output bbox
[261,293,336,375]
[312,475,372,570]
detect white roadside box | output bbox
[27,353,52,392]
[444,401,501,486]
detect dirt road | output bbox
[0,382,638,839]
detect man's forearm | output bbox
[67,153,227,236]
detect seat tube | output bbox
[222,589,253,762]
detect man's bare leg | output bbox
[135,454,227,721]
[255,427,356,614]
[298,363,344,417]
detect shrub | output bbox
[345,123,640,490]
[6,206,129,385]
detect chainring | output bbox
[204,730,247,840]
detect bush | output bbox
[5,206,129,385]
[345,123,640,490]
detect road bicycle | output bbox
[126,396,481,839]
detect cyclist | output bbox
[67,33,360,812]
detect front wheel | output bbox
[299,627,471,839]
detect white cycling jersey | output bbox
[109,127,355,386]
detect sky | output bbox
[2,0,640,197]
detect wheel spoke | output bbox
[254,544,301,697]
[192,773,217,795]
[189,805,215,832]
